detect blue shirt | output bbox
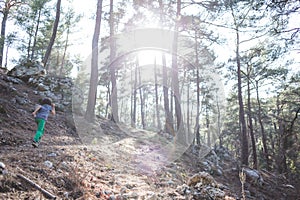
[36,104,53,121]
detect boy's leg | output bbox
[33,118,46,143]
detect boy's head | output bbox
[41,98,52,106]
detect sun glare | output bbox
[137,50,162,66]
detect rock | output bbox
[201,161,212,172]
[206,186,226,199]
[0,162,5,169]
[47,152,57,157]
[60,161,69,170]
[28,76,73,112]
[215,166,223,176]
[44,160,53,168]
[63,192,69,198]
[187,172,217,187]
[176,184,190,195]
[192,186,226,200]
[243,168,264,186]
[2,75,23,84]
[95,192,101,198]
[167,179,176,186]
[122,192,139,199]
[125,183,136,189]
[145,192,157,200]
[37,83,49,91]
[15,96,27,105]
[8,60,46,81]
[105,190,112,194]
[108,195,116,200]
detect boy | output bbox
[32,98,56,147]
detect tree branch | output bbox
[17,174,56,199]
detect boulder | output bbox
[28,76,73,112]
[243,168,264,186]
[187,172,217,187]
[8,60,46,81]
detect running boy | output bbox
[32,98,56,147]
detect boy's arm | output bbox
[51,104,56,115]
[32,105,42,117]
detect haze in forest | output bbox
[0,0,299,199]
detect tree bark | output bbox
[109,0,119,123]
[206,105,211,147]
[85,0,103,122]
[31,9,41,61]
[0,4,8,67]
[187,82,190,136]
[158,0,172,134]
[154,57,162,130]
[162,53,173,134]
[138,66,145,129]
[216,94,223,147]
[131,58,137,127]
[247,70,257,169]
[60,23,70,76]
[172,0,182,131]
[195,33,200,146]
[255,80,270,170]
[236,29,249,166]
[42,0,61,68]
[105,84,111,118]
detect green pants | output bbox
[33,118,46,143]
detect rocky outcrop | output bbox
[7,60,46,81]
[6,60,74,113]
[27,76,73,112]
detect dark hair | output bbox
[41,98,52,106]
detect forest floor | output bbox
[0,74,299,200]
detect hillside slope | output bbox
[0,74,299,200]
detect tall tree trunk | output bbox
[60,24,70,76]
[43,0,61,68]
[229,0,249,166]
[4,40,9,67]
[206,105,211,147]
[131,58,137,127]
[187,82,190,140]
[247,70,257,169]
[172,0,182,132]
[85,0,103,122]
[216,93,223,147]
[27,22,34,60]
[159,0,172,134]
[0,6,8,67]
[135,57,145,128]
[109,0,119,123]
[195,33,200,146]
[275,96,288,173]
[154,56,162,130]
[170,89,174,129]
[130,62,135,127]
[138,66,145,129]
[55,52,59,75]
[236,29,249,166]
[255,80,270,169]
[105,84,111,118]
[162,53,173,134]
[31,9,41,61]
